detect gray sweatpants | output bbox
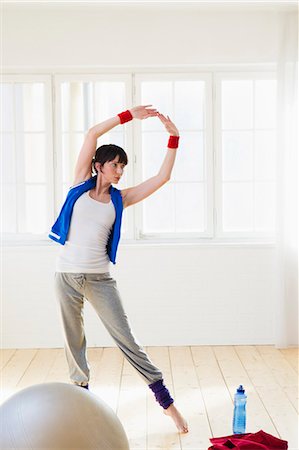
[54,272,162,386]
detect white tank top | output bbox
[56,191,116,273]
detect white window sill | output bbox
[2,235,277,248]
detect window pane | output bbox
[143,183,175,232]
[141,78,208,237]
[174,81,205,130]
[255,182,276,232]
[60,81,127,196]
[62,183,69,199]
[2,185,17,233]
[143,131,204,187]
[255,80,277,129]
[98,131,124,148]
[1,79,50,237]
[24,134,46,183]
[222,131,253,181]
[94,82,125,122]
[221,76,277,236]
[142,132,165,179]
[61,82,92,132]
[222,80,253,130]
[1,84,14,132]
[62,133,84,183]
[255,131,276,181]
[174,131,204,182]
[1,133,16,183]
[120,209,128,235]
[24,185,47,233]
[141,81,172,131]
[15,83,45,132]
[223,183,253,231]
[175,183,205,232]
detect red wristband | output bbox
[118,110,133,124]
[168,135,180,149]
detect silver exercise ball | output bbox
[0,382,130,450]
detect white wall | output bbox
[3,3,286,67]
[2,2,292,348]
[2,243,278,348]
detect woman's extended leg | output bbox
[54,272,89,387]
[84,273,162,384]
[84,273,188,433]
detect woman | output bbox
[49,105,188,433]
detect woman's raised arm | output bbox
[72,105,158,186]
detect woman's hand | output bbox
[157,113,179,136]
[130,105,158,120]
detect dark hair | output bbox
[92,144,128,175]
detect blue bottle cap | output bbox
[237,385,245,393]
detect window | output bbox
[135,72,277,240]
[135,74,213,239]
[55,74,133,238]
[1,75,53,239]
[1,69,277,244]
[215,73,277,238]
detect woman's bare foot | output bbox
[164,403,188,433]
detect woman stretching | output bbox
[49,105,188,433]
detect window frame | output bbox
[1,74,54,243]
[54,73,134,240]
[214,71,277,240]
[134,72,214,240]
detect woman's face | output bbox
[96,155,126,184]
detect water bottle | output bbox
[233,385,247,434]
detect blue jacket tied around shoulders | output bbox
[48,176,123,264]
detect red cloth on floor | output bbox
[208,430,288,450]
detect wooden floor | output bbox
[1,346,298,450]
